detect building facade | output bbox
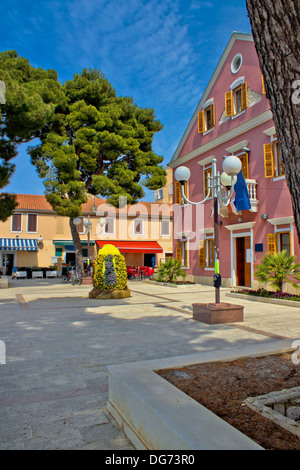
[155,165,173,204]
[0,194,173,275]
[169,32,299,291]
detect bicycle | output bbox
[62,267,74,283]
[71,266,82,286]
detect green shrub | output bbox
[255,250,300,292]
[157,258,186,283]
[93,244,127,291]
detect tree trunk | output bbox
[69,218,84,272]
[246,0,300,242]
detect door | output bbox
[235,237,251,287]
[1,253,15,275]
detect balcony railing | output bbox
[245,179,258,212]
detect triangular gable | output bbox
[169,32,253,166]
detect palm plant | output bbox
[255,250,300,292]
[157,259,186,283]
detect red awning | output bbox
[95,240,163,253]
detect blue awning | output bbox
[0,238,39,251]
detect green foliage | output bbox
[29,67,166,214]
[157,258,186,283]
[93,244,127,291]
[255,250,300,292]
[0,50,64,220]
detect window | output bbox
[134,219,143,235]
[199,238,215,268]
[198,102,215,134]
[231,54,243,74]
[155,188,164,201]
[11,213,22,232]
[203,166,213,198]
[175,181,188,204]
[55,247,63,257]
[263,140,285,178]
[267,232,291,256]
[161,220,170,237]
[176,240,188,268]
[27,214,37,233]
[104,218,115,234]
[77,218,84,234]
[169,184,173,195]
[237,152,249,179]
[262,75,266,94]
[225,83,248,117]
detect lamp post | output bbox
[174,155,241,306]
[73,216,106,264]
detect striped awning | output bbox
[0,238,39,251]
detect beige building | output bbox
[155,165,173,204]
[0,194,173,275]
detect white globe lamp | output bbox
[174,166,191,183]
[222,155,241,176]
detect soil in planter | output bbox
[157,352,300,450]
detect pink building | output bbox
[169,32,299,291]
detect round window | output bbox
[231,54,243,74]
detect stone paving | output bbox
[0,278,299,450]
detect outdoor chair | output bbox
[127,267,141,281]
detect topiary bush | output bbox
[90,244,130,299]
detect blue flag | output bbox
[233,171,251,211]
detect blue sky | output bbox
[1,0,251,200]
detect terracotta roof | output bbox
[14,194,173,216]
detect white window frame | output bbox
[267,217,294,255]
[156,188,164,200]
[231,53,243,74]
[78,217,85,235]
[11,213,23,233]
[202,98,215,136]
[27,213,38,233]
[160,219,170,237]
[204,232,215,271]
[270,135,285,180]
[230,76,246,119]
[198,156,214,200]
[133,219,144,236]
[104,217,115,235]
[181,239,189,269]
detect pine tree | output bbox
[29,68,166,268]
[0,50,64,220]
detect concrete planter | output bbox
[226,292,300,308]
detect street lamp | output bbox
[175,156,241,305]
[73,216,106,263]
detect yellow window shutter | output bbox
[211,241,215,267]
[183,181,187,203]
[262,75,266,94]
[241,82,248,110]
[211,103,216,127]
[264,143,274,178]
[198,110,205,133]
[176,242,182,262]
[198,241,205,267]
[267,234,277,254]
[225,91,234,117]
[239,153,249,179]
[175,181,181,204]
